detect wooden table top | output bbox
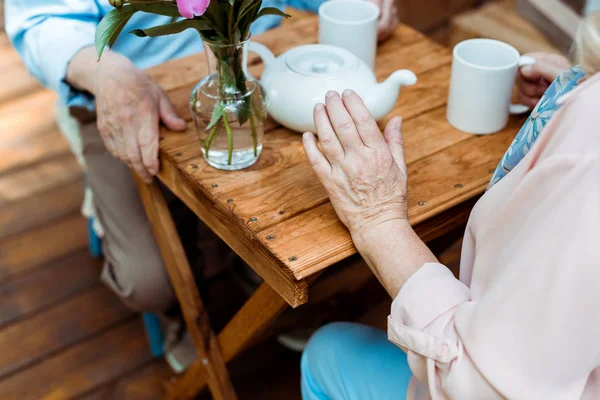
[148,15,523,307]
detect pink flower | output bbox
[177,0,210,19]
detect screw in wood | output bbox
[279,210,285,215]
[176,152,183,157]
[288,256,297,261]
[212,183,219,188]
[250,217,258,222]
[454,184,463,189]
[227,198,233,204]
[159,136,165,141]
[266,235,275,240]
[418,201,427,206]
[489,169,495,174]
[191,164,198,170]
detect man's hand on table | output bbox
[66,47,187,183]
[370,0,398,41]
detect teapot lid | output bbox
[284,44,358,77]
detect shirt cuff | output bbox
[34,19,97,109]
[387,263,470,361]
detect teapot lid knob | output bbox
[311,63,328,74]
[284,44,357,77]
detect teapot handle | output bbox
[248,42,276,70]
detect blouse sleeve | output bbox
[388,154,600,399]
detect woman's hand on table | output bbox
[67,47,187,183]
[517,52,572,109]
[302,90,408,239]
[302,90,438,298]
[370,0,398,41]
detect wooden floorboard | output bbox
[0,153,82,206]
[0,212,88,280]
[0,285,133,379]
[0,319,152,400]
[0,177,83,240]
[79,361,172,400]
[0,248,102,328]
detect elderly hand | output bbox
[370,0,398,41]
[67,47,187,183]
[517,52,572,109]
[302,90,408,237]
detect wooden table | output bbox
[138,14,522,400]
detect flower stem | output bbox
[222,112,233,165]
[204,120,220,158]
[249,112,257,157]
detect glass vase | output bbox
[189,38,267,171]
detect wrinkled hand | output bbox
[517,52,572,109]
[94,54,186,183]
[370,0,398,41]
[302,90,408,237]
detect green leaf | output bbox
[228,0,235,5]
[95,5,138,60]
[131,3,181,17]
[253,7,291,21]
[130,19,212,37]
[219,59,237,91]
[206,103,224,131]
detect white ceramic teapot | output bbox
[248,42,417,133]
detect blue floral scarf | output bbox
[488,66,586,188]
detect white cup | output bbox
[318,0,380,70]
[447,39,536,135]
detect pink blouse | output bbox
[388,73,600,399]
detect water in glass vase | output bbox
[190,39,267,171]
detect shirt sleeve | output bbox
[5,1,101,109]
[388,155,600,399]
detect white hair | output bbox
[576,11,600,75]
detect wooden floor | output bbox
[0,30,461,399]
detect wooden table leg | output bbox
[134,176,237,400]
[165,282,288,400]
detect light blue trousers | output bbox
[301,322,413,400]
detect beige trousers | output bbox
[79,121,176,314]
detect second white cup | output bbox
[447,39,536,135]
[318,0,380,70]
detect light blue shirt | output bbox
[5,0,325,109]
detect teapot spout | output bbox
[365,69,417,121]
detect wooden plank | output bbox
[0,178,83,240]
[202,104,465,234]
[399,0,478,31]
[0,90,57,145]
[0,248,102,328]
[259,118,520,279]
[80,361,171,400]
[0,319,152,400]
[165,283,287,400]
[0,126,71,175]
[158,152,309,307]
[0,285,133,379]
[0,212,88,280]
[449,0,560,54]
[0,64,42,105]
[0,153,82,206]
[135,177,236,400]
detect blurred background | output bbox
[0,0,592,399]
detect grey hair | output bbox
[576,11,600,75]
